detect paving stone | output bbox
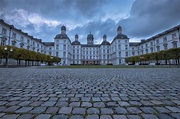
[86,115,99,119]
[118,101,130,106]
[59,107,72,114]
[30,107,47,113]
[41,101,56,106]
[141,114,159,119]
[56,101,68,107]
[2,114,19,119]
[81,97,91,101]
[30,101,43,106]
[72,108,86,114]
[113,115,127,119]
[127,115,141,119]
[101,108,114,114]
[81,102,92,107]
[165,106,180,112]
[111,96,121,101]
[0,68,180,118]
[69,102,81,107]
[158,114,174,119]
[154,106,171,113]
[87,108,100,114]
[140,107,156,113]
[70,98,80,101]
[16,107,33,113]
[93,102,105,107]
[127,107,142,114]
[151,100,163,105]
[0,113,5,118]
[115,107,127,114]
[18,101,31,106]
[92,97,101,101]
[46,107,59,113]
[17,114,34,119]
[34,114,51,119]
[100,115,112,119]
[129,101,142,106]
[106,102,118,107]
[171,113,180,119]
[69,115,84,119]
[4,106,20,112]
[52,115,68,119]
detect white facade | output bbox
[0,19,180,65]
[130,27,180,56]
[54,25,130,65]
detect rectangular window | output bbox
[172,33,177,39]
[56,52,59,57]
[56,45,59,50]
[156,39,159,44]
[63,44,66,50]
[151,42,153,46]
[156,46,160,52]
[12,33,16,39]
[20,36,24,42]
[151,47,153,53]
[145,44,148,47]
[163,37,167,42]
[63,52,66,57]
[27,39,30,44]
[126,52,128,57]
[173,42,177,48]
[2,28,7,35]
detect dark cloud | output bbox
[1,0,179,43]
[68,18,116,43]
[119,0,180,38]
[0,0,107,20]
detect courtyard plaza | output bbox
[0,67,180,119]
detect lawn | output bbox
[46,65,179,68]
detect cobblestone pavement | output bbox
[0,68,180,119]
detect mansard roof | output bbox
[101,41,110,45]
[114,34,128,39]
[43,42,54,46]
[72,40,81,45]
[129,42,139,46]
[81,44,100,47]
[54,34,69,39]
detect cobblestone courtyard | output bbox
[0,68,180,119]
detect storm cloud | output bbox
[0,0,179,43]
[119,0,180,39]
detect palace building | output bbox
[0,19,180,65]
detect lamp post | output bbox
[4,47,13,68]
[140,56,144,65]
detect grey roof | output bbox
[43,42,54,46]
[117,25,122,30]
[87,33,94,39]
[61,25,66,30]
[54,34,69,39]
[101,41,110,45]
[129,42,139,46]
[81,44,100,47]
[114,34,128,39]
[72,40,81,45]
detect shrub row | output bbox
[0,45,61,65]
[125,48,180,65]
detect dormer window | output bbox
[172,33,177,39]
[163,37,167,42]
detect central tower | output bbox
[87,32,94,45]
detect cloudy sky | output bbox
[0,0,180,44]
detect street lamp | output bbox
[4,46,13,68]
